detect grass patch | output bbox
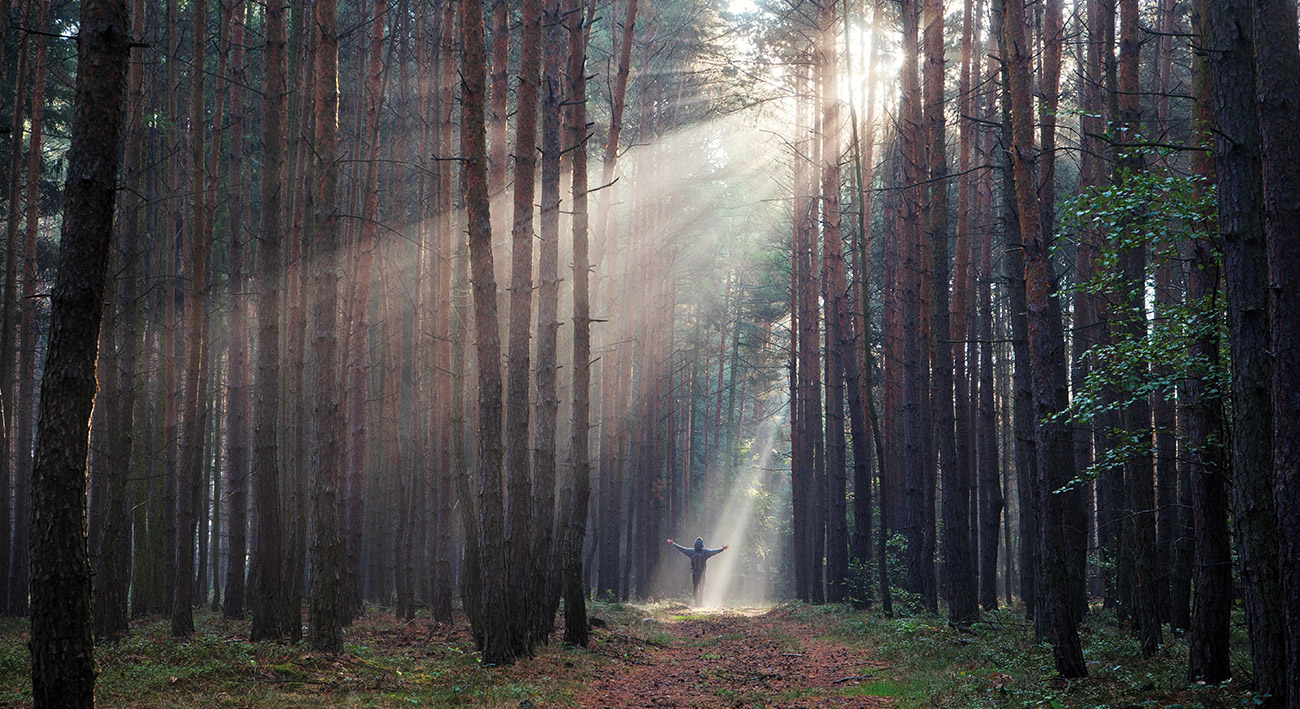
[841,679,909,697]
[809,602,1263,708]
[0,609,604,707]
[2,598,1265,708]
[760,625,803,652]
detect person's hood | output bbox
[694,538,704,551]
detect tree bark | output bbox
[431,0,458,626]
[1185,8,1230,676]
[507,0,542,650]
[992,0,1037,623]
[160,0,181,626]
[1116,0,1161,656]
[954,0,978,614]
[562,0,593,646]
[343,0,388,624]
[307,0,344,654]
[900,0,933,611]
[222,0,251,621]
[0,0,30,614]
[28,1,130,704]
[249,0,287,642]
[93,0,147,642]
[531,0,565,640]
[1253,0,1300,701]
[845,0,886,612]
[1003,0,1086,677]
[173,0,210,638]
[819,0,849,604]
[594,0,638,606]
[0,20,22,613]
[462,0,513,662]
[12,0,55,620]
[1206,0,1289,699]
[1074,0,1106,617]
[925,0,975,627]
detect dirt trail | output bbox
[579,605,896,708]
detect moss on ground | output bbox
[792,601,1264,708]
[0,598,1270,708]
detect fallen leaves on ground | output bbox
[581,604,896,708]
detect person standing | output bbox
[667,537,729,606]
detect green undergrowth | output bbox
[0,604,655,708]
[0,599,1267,707]
[793,602,1262,708]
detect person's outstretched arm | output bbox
[705,544,730,558]
[666,538,693,556]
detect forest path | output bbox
[579,603,897,708]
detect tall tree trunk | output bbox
[284,2,316,643]
[819,0,849,604]
[594,0,636,604]
[344,0,388,624]
[975,21,1002,611]
[507,0,542,650]
[1206,1,1289,700]
[845,0,886,612]
[28,1,130,703]
[0,24,22,614]
[307,0,344,654]
[1248,2,1300,702]
[793,64,821,603]
[432,0,458,626]
[1185,4,1230,679]
[462,0,513,662]
[925,0,974,627]
[173,0,210,638]
[1003,0,1086,677]
[531,0,564,640]
[1253,0,1300,701]
[1074,0,1106,616]
[790,73,808,602]
[160,0,181,625]
[1184,234,1231,685]
[976,136,1001,611]
[223,0,251,621]
[1039,0,1085,620]
[953,0,978,615]
[249,0,288,642]
[900,0,934,611]
[992,0,1037,623]
[453,125,484,643]
[93,0,147,641]
[562,0,593,646]
[13,0,55,620]
[1152,0,1184,631]
[1116,0,1161,656]
[0,0,32,613]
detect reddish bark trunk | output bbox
[249,0,287,642]
[306,0,344,654]
[507,0,542,648]
[1003,0,1086,676]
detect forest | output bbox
[0,0,1299,705]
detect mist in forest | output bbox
[11,0,1300,704]
[699,405,784,608]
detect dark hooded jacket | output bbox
[673,538,725,576]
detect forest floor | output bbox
[0,598,1265,707]
[578,603,896,708]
